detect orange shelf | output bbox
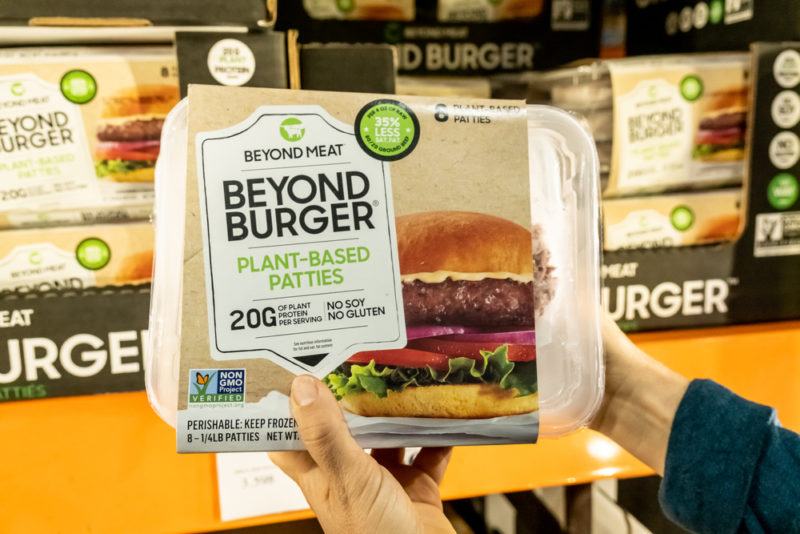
[2,321,800,533]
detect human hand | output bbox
[270,375,455,534]
[590,314,689,474]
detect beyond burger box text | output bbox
[145,86,604,450]
[0,46,178,212]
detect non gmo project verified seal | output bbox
[188,369,245,406]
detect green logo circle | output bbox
[60,70,97,104]
[280,117,305,142]
[383,22,403,44]
[76,238,111,270]
[355,99,420,162]
[680,75,704,102]
[709,0,724,24]
[670,205,695,231]
[336,0,355,12]
[10,82,25,97]
[768,173,800,210]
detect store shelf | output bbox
[2,321,799,533]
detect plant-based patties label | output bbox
[196,106,406,376]
[0,74,98,210]
[606,55,749,196]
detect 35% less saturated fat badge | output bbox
[354,100,420,162]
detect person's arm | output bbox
[590,315,689,475]
[595,316,800,532]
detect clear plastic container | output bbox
[145,94,603,446]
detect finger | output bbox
[290,375,365,474]
[268,451,316,482]
[412,447,452,484]
[371,447,404,467]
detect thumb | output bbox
[290,375,365,474]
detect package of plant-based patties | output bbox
[146,85,603,451]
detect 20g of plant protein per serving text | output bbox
[228,298,387,332]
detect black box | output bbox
[0,0,272,28]
[626,0,800,55]
[276,0,602,76]
[300,44,396,94]
[176,31,292,97]
[0,287,151,402]
[604,43,800,332]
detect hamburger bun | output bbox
[101,166,155,183]
[114,250,154,285]
[696,147,744,162]
[702,88,747,115]
[100,84,179,118]
[355,5,413,20]
[500,0,544,19]
[396,211,533,276]
[698,214,741,242]
[341,384,539,418]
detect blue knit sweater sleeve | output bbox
[658,380,800,533]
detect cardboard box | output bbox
[0,222,153,296]
[626,0,800,56]
[0,0,272,26]
[603,189,742,251]
[299,44,396,94]
[603,43,800,332]
[275,0,602,75]
[0,46,178,212]
[175,31,292,97]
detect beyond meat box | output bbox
[0,222,152,296]
[0,46,178,211]
[276,0,602,76]
[603,188,742,251]
[145,86,604,450]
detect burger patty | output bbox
[97,118,165,142]
[699,111,746,131]
[403,225,556,326]
[403,279,535,326]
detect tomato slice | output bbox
[347,348,451,370]
[96,142,160,161]
[346,341,536,371]
[406,338,536,362]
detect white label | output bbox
[0,243,95,294]
[606,209,683,250]
[724,0,753,25]
[771,90,800,129]
[0,74,98,210]
[216,452,308,521]
[196,105,406,377]
[207,39,256,87]
[613,76,693,192]
[769,131,800,170]
[774,50,800,89]
[755,212,800,257]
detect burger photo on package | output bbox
[94,84,179,182]
[693,87,748,163]
[324,211,555,419]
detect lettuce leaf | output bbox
[323,345,537,400]
[95,159,154,177]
